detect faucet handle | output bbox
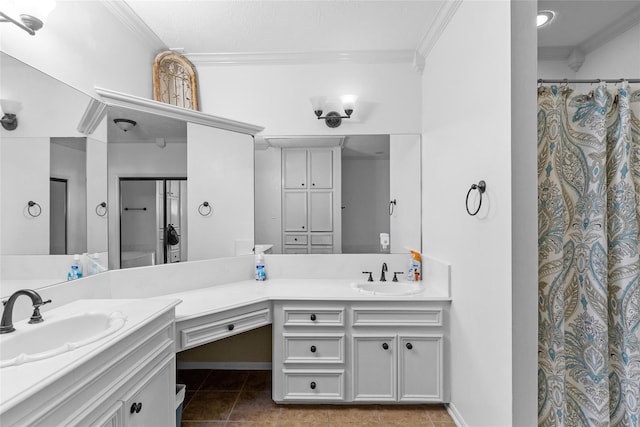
[362,271,374,282]
[34,299,52,308]
[393,272,404,282]
[29,300,51,324]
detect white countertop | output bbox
[159,278,451,322]
[0,298,180,415]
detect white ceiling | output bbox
[112,0,639,143]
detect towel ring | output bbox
[95,202,107,217]
[198,201,212,216]
[465,180,486,216]
[27,201,42,217]
[389,199,397,216]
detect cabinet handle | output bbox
[310,345,317,353]
[228,324,235,331]
[382,343,389,350]
[310,314,317,321]
[310,381,316,390]
[130,402,142,414]
[406,343,413,350]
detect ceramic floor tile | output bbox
[183,391,197,409]
[326,405,380,424]
[425,405,452,423]
[226,422,279,427]
[178,369,213,392]
[377,405,432,425]
[244,370,272,391]
[182,390,239,421]
[181,422,227,427]
[201,370,250,391]
[229,390,282,423]
[278,404,330,424]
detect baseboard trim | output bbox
[177,361,273,370]
[447,402,468,427]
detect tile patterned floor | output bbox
[178,369,456,427]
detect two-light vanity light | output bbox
[310,95,358,128]
[0,0,56,35]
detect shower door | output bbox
[119,178,187,269]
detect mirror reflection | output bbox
[254,135,421,254]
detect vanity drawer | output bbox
[283,333,345,363]
[282,369,345,401]
[180,307,271,350]
[310,235,332,245]
[285,234,308,245]
[283,307,345,327]
[284,246,309,254]
[351,308,443,327]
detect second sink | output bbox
[352,281,422,296]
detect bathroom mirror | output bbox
[254,134,421,254]
[0,52,108,289]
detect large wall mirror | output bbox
[0,52,108,293]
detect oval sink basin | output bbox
[352,281,423,296]
[0,311,127,368]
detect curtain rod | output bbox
[538,78,640,84]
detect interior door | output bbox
[50,178,67,254]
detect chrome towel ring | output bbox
[27,201,42,217]
[465,180,486,216]
[198,201,212,216]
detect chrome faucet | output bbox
[380,262,388,282]
[0,289,51,334]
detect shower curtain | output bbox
[538,83,640,426]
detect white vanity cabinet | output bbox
[273,300,449,404]
[0,303,177,427]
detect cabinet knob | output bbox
[382,343,389,350]
[302,183,305,186]
[130,402,142,414]
[312,183,316,186]
[302,226,305,229]
[310,381,316,390]
[310,345,317,353]
[228,324,235,331]
[294,238,298,241]
[406,343,413,350]
[310,314,317,321]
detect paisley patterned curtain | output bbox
[538,83,640,426]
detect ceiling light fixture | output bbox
[537,10,555,28]
[310,95,358,128]
[0,0,56,35]
[113,118,137,132]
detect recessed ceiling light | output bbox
[537,10,555,28]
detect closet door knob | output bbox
[310,381,316,390]
[406,343,413,350]
[310,345,317,353]
[382,343,389,350]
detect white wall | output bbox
[86,128,109,254]
[422,1,517,425]
[254,147,283,253]
[0,1,157,99]
[120,180,157,254]
[342,158,390,253]
[577,22,640,80]
[537,59,576,80]
[187,124,254,260]
[107,141,187,268]
[196,62,421,135]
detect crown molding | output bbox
[578,4,640,54]
[262,135,346,149]
[538,46,573,61]
[77,97,108,135]
[109,137,187,145]
[184,50,416,66]
[101,1,167,52]
[416,0,463,67]
[94,87,264,136]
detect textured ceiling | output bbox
[125,1,445,54]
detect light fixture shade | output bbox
[21,0,56,25]
[310,96,326,116]
[537,10,555,28]
[113,118,136,132]
[0,99,22,115]
[340,94,358,115]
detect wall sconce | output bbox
[0,99,22,131]
[0,0,56,36]
[113,118,136,132]
[310,95,358,128]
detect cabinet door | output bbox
[283,192,308,232]
[284,150,307,189]
[122,357,174,427]
[352,335,396,401]
[398,335,443,401]
[309,150,333,189]
[309,192,332,232]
